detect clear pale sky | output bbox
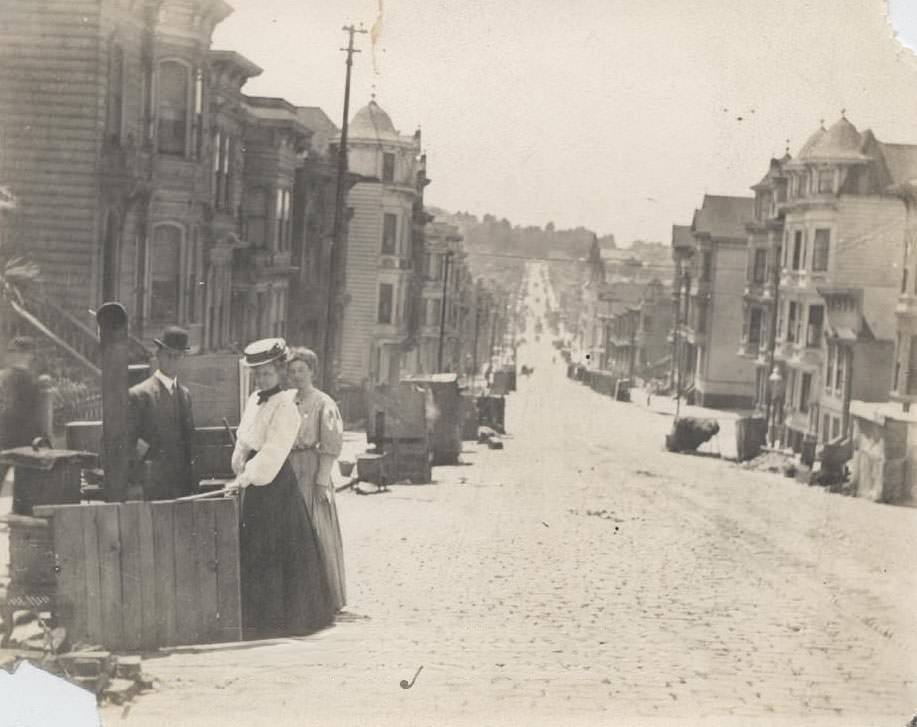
[214,0,917,244]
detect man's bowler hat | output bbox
[154,326,191,353]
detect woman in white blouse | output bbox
[229,338,333,639]
[287,347,346,613]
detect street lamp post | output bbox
[767,365,784,448]
[437,250,455,372]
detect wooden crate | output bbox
[34,499,242,651]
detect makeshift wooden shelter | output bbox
[365,381,434,483]
[402,374,462,466]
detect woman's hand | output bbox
[231,451,246,476]
[317,484,332,504]
[225,478,250,495]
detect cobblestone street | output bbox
[99,266,917,727]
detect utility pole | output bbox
[674,270,688,420]
[764,236,782,444]
[471,290,483,386]
[322,23,366,393]
[437,251,454,372]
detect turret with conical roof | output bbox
[799,115,866,162]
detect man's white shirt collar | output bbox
[154,369,177,393]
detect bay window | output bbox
[812,229,830,272]
[106,43,124,143]
[158,60,190,156]
[382,213,398,254]
[151,224,183,323]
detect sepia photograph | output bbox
[1,1,916,725]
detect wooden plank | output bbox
[95,505,123,649]
[119,503,143,651]
[193,501,219,643]
[172,502,200,645]
[138,503,158,650]
[150,503,177,647]
[81,506,104,645]
[213,498,242,643]
[50,507,87,644]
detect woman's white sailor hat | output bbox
[241,338,289,367]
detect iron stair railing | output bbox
[10,290,151,379]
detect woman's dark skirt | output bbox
[239,456,334,640]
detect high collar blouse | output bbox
[232,389,300,487]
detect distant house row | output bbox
[0,0,508,398]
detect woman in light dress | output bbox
[286,347,347,612]
[229,338,334,639]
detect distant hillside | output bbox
[432,208,615,260]
[428,208,616,297]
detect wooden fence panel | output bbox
[81,506,104,645]
[193,501,219,643]
[149,502,177,647]
[95,505,123,648]
[213,499,241,642]
[51,507,87,643]
[119,503,144,651]
[137,504,157,650]
[172,503,199,645]
[36,499,241,651]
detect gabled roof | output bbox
[691,195,754,240]
[751,154,791,190]
[878,142,917,187]
[296,107,338,154]
[671,224,694,249]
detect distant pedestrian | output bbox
[127,326,197,500]
[0,336,45,451]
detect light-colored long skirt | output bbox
[289,449,347,611]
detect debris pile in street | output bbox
[665,417,720,453]
[478,426,504,449]
[739,449,796,474]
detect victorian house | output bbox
[416,220,465,374]
[0,0,345,387]
[773,116,911,450]
[674,195,756,408]
[575,236,607,367]
[337,99,429,387]
[739,154,790,411]
[0,1,314,373]
[289,106,340,357]
[599,281,643,374]
[231,96,308,347]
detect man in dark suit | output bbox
[128,326,197,500]
[0,336,44,452]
